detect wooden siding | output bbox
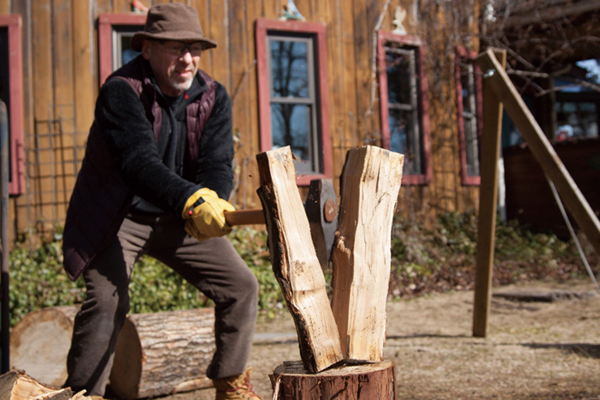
[1,0,481,241]
[504,138,600,239]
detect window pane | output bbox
[461,63,475,115]
[270,39,309,99]
[386,45,422,176]
[460,60,480,177]
[464,116,480,176]
[120,34,140,65]
[271,103,311,167]
[113,28,142,70]
[389,108,422,175]
[386,48,413,105]
[555,101,598,139]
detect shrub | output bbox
[9,240,84,326]
[8,214,596,327]
[389,211,597,299]
[8,226,283,327]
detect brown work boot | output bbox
[212,368,262,400]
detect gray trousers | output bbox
[64,213,259,396]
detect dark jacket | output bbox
[62,56,233,281]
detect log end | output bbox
[109,318,142,399]
[10,306,80,387]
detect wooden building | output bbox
[0,0,484,243]
[487,0,600,236]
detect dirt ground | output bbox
[158,277,600,400]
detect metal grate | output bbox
[25,103,85,236]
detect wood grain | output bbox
[256,146,343,373]
[331,145,404,362]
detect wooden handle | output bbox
[224,209,265,226]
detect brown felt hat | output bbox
[130,3,217,52]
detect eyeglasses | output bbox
[157,40,203,57]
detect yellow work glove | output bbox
[182,188,235,241]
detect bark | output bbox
[110,308,215,399]
[270,360,396,400]
[10,306,215,399]
[0,370,80,400]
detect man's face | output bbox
[142,39,203,97]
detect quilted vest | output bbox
[62,57,217,281]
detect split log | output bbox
[256,146,343,373]
[0,369,80,400]
[10,306,79,387]
[270,360,396,400]
[10,306,216,399]
[110,308,215,399]
[331,146,404,362]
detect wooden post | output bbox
[472,49,600,338]
[472,49,506,338]
[476,49,600,256]
[256,147,343,374]
[331,146,404,361]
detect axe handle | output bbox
[225,209,265,226]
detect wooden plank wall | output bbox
[1,0,481,242]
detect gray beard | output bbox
[172,75,194,92]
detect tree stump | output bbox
[270,361,396,400]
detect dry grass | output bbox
[157,278,600,399]
[383,279,600,399]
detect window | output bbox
[256,18,332,185]
[555,98,599,140]
[377,31,431,185]
[455,47,483,185]
[98,13,146,85]
[554,59,600,141]
[0,15,24,195]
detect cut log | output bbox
[270,360,396,400]
[256,146,343,373]
[110,308,215,399]
[0,369,78,400]
[10,306,79,387]
[331,146,404,362]
[10,306,215,399]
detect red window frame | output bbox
[455,47,483,186]
[377,31,431,185]
[255,18,333,186]
[98,13,146,86]
[0,15,24,195]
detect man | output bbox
[61,4,261,400]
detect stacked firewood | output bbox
[0,369,94,400]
